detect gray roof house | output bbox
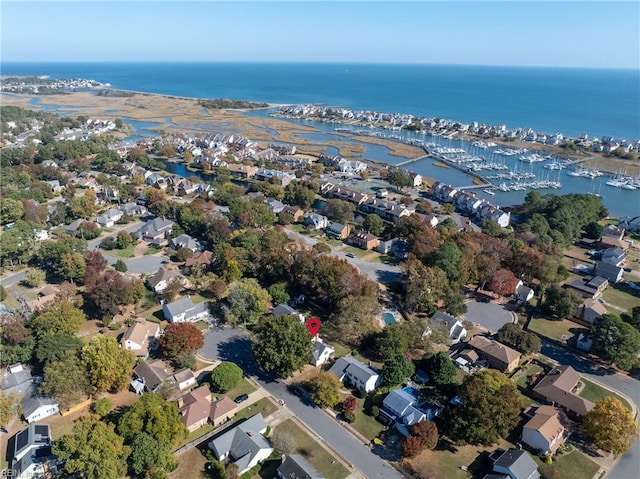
[311,338,335,367]
[593,261,624,283]
[163,296,210,323]
[0,364,34,397]
[95,208,123,227]
[132,359,172,393]
[147,267,188,294]
[303,213,329,230]
[277,454,324,479]
[272,304,305,322]
[21,396,59,423]
[430,311,467,344]
[136,217,175,241]
[169,234,203,252]
[488,449,540,479]
[10,423,58,479]
[208,413,273,475]
[328,356,380,393]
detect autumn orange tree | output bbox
[159,322,204,358]
[582,396,638,457]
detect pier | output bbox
[396,154,429,167]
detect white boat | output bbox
[483,189,495,195]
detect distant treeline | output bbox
[198,98,269,110]
[97,89,136,98]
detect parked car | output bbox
[234,393,249,404]
[346,252,356,258]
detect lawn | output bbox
[405,442,497,479]
[342,245,369,258]
[326,238,344,247]
[515,363,544,389]
[222,378,257,400]
[533,448,599,479]
[272,419,350,479]
[182,424,214,445]
[528,317,587,344]
[233,398,277,423]
[289,224,306,233]
[193,320,209,331]
[578,378,632,411]
[106,246,136,258]
[602,284,640,312]
[350,397,385,440]
[144,246,162,255]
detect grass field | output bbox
[515,363,544,389]
[579,378,633,411]
[528,317,587,343]
[350,397,385,440]
[534,448,600,479]
[602,284,640,312]
[272,419,350,479]
[222,378,257,400]
[342,245,369,257]
[233,398,277,423]
[106,246,136,258]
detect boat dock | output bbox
[396,154,429,167]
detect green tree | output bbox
[584,221,604,240]
[129,432,178,478]
[375,324,414,361]
[582,396,638,457]
[118,393,187,447]
[35,333,84,365]
[494,323,542,354]
[388,169,413,190]
[116,230,134,249]
[0,285,6,301]
[426,351,457,385]
[55,252,86,283]
[54,417,130,479]
[21,268,46,288]
[326,198,355,223]
[381,354,415,387]
[253,315,313,378]
[114,259,128,272]
[0,392,22,432]
[224,278,271,325]
[267,282,290,306]
[40,354,90,410]
[1,197,24,224]
[0,220,35,268]
[592,313,640,370]
[159,322,204,358]
[448,369,522,445]
[363,214,384,236]
[30,296,86,337]
[403,260,449,313]
[543,284,581,319]
[309,372,342,408]
[209,361,243,393]
[82,335,135,392]
[92,397,112,417]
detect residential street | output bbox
[198,328,404,479]
[540,340,640,479]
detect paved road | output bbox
[283,229,403,284]
[463,300,514,333]
[198,328,404,479]
[541,340,640,479]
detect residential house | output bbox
[10,424,58,479]
[43,179,62,193]
[169,233,203,252]
[255,168,295,186]
[174,369,197,392]
[487,449,540,479]
[574,298,607,325]
[132,359,172,393]
[147,267,188,294]
[602,224,625,241]
[25,285,59,314]
[184,250,214,270]
[95,208,123,228]
[208,413,273,475]
[593,261,624,283]
[120,319,160,358]
[65,218,85,236]
[516,285,535,303]
[178,385,212,432]
[409,172,422,187]
[304,212,330,230]
[326,222,350,240]
[311,338,335,367]
[264,199,286,214]
[468,336,521,373]
[430,311,467,344]
[177,179,199,197]
[0,364,34,397]
[600,247,626,267]
[521,406,569,456]
[272,304,305,322]
[597,236,630,251]
[277,454,324,479]
[280,205,304,222]
[119,202,148,217]
[328,356,380,393]
[163,296,210,323]
[21,396,59,423]
[136,217,175,242]
[618,216,640,233]
[348,232,379,250]
[568,276,609,299]
[532,365,595,418]
[209,396,238,427]
[381,389,426,431]
[227,164,258,179]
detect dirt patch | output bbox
[169,445,208,479]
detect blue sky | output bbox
[2,1,638,68]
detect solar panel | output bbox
[15,429,29,451]
[34,425,49,439]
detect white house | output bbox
[163,296,210,323]
[328,356,380,393]
[147,267,188,294]
[311,338,335,367]
[516,285,535,303]
[21,396,59,423]
[303,213,329,230]
[430,311,467,344]
[208,413,273,475]
[173,369,197,392]
[521,406,568,456]
[120,319,160,358]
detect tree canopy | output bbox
[29,296,85,337]
[494,323,541,355]
[308,372,342,408]
[381,354,415,388]
[82,335,135,392]
[592,313,640,371]
[209,361,244,393]
[425,351,457,385]
[543,284,581,320]
[252,315,312,378]
[40,354,90,410]
[224,278,271,325]
[582,397,638,457]
[159,322,204,358]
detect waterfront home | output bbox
[574,298,607,325]
[304,213,330,230]
[328,356,380,393]
[618,215,640,233]
[429,311,467,344]
[603,224,626,241]
[598,236,630,251]
[521,406,570,456]
[227,164,258,179]
[600,247,626,267]
[467,336,521,373]
[532,365,594,419]
[311,337,335,367]
[147,267,188,294]
[326,222,350,240]
[593,261,624,284]
[120,319,160,358]
[277,455,324,479]
[208,413,273,475]
[409,172,422,187]
[21,395,59,423]
[10,424,58,479]
[487,449,540,479]
[163,296,210,323]
[132,359,172,394]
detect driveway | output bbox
[463,300,514,333]
[197,328,403,479]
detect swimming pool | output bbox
[383,312,398,325]
[402,386,421,398]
